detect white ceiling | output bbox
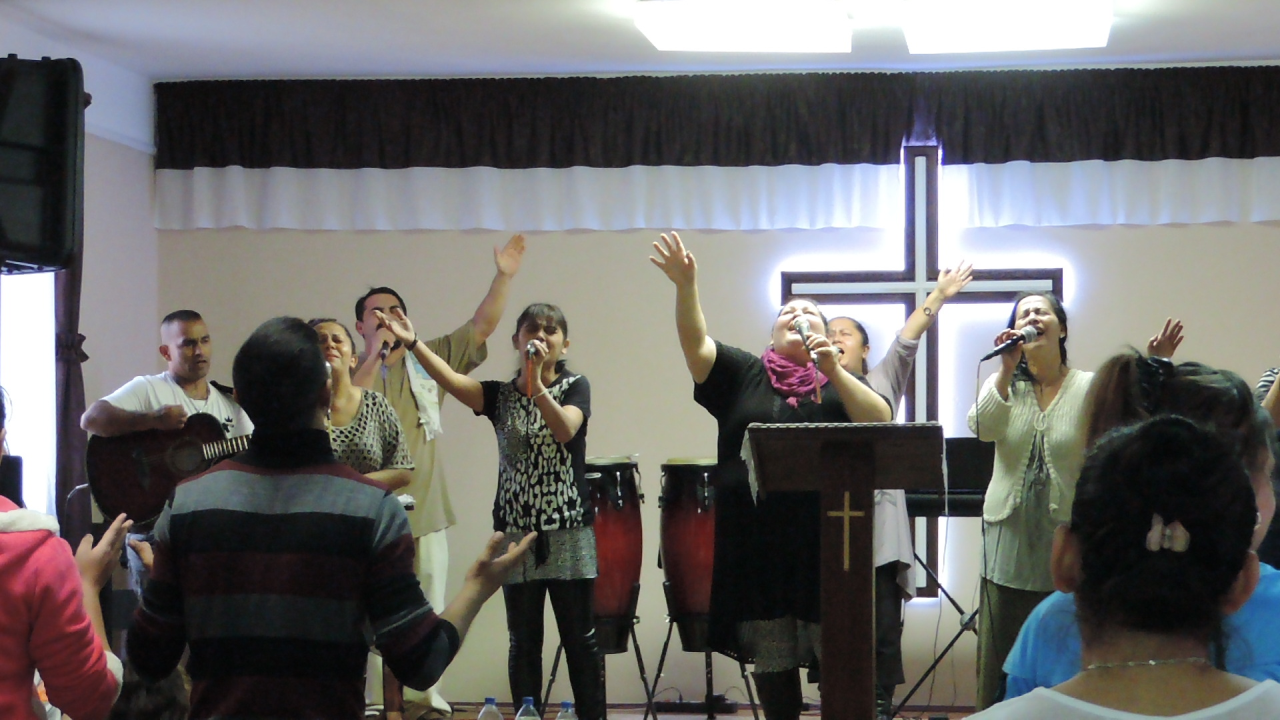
[4,0,1280,81]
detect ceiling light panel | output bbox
[903,0,1113,54]
[634,0,854,53]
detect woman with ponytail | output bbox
[972,415,1280,718]
[1003,352,1280,702]
[650,232,892,720]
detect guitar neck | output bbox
[203,433,252,462]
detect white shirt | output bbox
[102,373,253,438]
[970,681,1280,720]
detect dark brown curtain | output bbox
[156,67,1280,172]
[155,73,916,170]
[55,248,89,537]
[921,67,1280,164]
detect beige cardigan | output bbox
[967,368,1094,525]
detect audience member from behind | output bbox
[0,386,130,720]
[1004,353,1280,697]
[126,317,535,720]
[973,416,1280,718]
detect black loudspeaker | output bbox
[0,55,85,274]
[0,455,23,507]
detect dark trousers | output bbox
[504,578,605,720]
[874,563,906,688]
[976,578,1051,710]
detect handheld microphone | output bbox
[526,340,538,358]
[793,318,817,363]
[378,340,391,362]
[980,325,1040,362]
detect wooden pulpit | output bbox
[746,422,945,720]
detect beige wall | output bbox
[153,222,1280,707]
[81,133,160,403]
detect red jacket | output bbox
[0,497,121,720]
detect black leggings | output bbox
[504,578,605,720]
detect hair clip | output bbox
[1145,513,1190,553]
[1136,355,1175,414]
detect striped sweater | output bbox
[128,429,457,720]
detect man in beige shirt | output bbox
[353,234,524,718]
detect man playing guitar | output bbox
[81,310,251,439]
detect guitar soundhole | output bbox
[168,442,208,475]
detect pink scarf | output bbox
[762,347,828,407]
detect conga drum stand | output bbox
[644,590,760,720]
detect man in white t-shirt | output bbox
[81,310,252,439]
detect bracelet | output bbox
[532,388,550,400]
[406,336,420,352]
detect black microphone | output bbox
[980,325,1040,362]
[379,340,391,362]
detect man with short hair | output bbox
[81,310,252,439]
[127,316,533,719]
[353,234,524,716]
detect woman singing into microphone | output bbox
[651,232,892,720]
[371,302,604,720]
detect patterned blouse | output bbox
[329,390,414,476]
[478,373,591,533]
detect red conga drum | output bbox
[586,456,643,654]
[659,458,717,652]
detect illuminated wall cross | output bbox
[782,146,1064,424]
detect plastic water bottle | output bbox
[477,697,504,720]
[554,700,577,720]
[514,697,539,720]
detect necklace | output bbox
[1084,656,1209,671]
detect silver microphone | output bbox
[980,325,1040,362]
[793,318,817,363]
[526,340,538,358]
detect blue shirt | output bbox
[1004,562,1280,698]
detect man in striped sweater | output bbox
[127,316,533,719]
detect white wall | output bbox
[153,222,1280,707]
[80,133,161,403]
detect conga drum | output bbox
[659,458,717,652]
[586,456,643,654]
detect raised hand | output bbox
[1146,318,1185,359]
[467,531,537,596]
[495,234,526,278]
[649,232,698,288]
[372,308,417,347]
[76,513,132,590]
[937,261,975,299]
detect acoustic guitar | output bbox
[86,413,250,526]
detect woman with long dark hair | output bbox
[373,302,603,720]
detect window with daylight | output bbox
[0,271,57,515]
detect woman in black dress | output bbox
[650,232,893,720]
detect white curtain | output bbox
[940,156,1280,228]
[155,163,903,232]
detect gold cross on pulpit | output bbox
[827,490,866,572]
